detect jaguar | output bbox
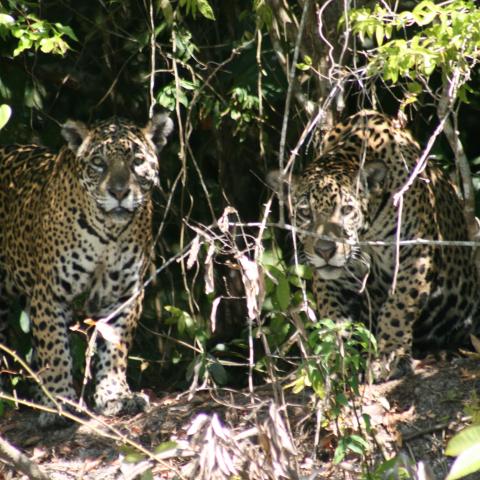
[0,113,173,425]
[271,110,479,380]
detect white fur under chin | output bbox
[316,266,344,280]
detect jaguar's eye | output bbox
[296,201,311,221]
[90,156,106,171]
[341,205,355,216]
[133,155,145,167]
[297,205,310,217]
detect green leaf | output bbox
[208,361,228,385]
[385,23,393,40]
[197,0,215,20]
[157,0,174,25]
[120,445,146,463]
[268,314,290,346]
[296,62,310,71]
[407,81,422,94]
[375,25,384,46]
[346,441,365,455]
[140,471,154,480]
[288,274,303,288]
[297,54,313,71]
[303,54,312,66]
[288,264,313,280]
[446,425,480,457]
[0,104,11,130]
[458,84,472,104]
[333,439,347,464]
[275,275,291,311]
[261,246,284,267]
[180,79,197,90]
[446,445,480,480]
[164,305,183,316]
[349,434,369,449]
[13,36,32,56]
[154,440,178,454]
[0,14,14,25]
[39,37,56,53]
[54,23,78,41]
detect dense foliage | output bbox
[1,0,480,476]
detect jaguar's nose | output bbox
[314,240,336,261]
[108,184,131,200]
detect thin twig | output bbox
[391,194,403,293]
[148,0,156,119]
[277,0,311,225]
[402,422,451,441]
[0,344,60,410]
[0,393,185,478]
[226,221,480,248]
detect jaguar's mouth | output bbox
[105,206,134,222]
[316,265,344,280]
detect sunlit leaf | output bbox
[39,37,56,53]
[0,104,11,130]
[197,0,215,20]
[446,445,480,480]
[54,23,78,41]
[0,14,14,25]
[446,425,480,457]
[154,440,178,454]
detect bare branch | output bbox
[277,0,311,225]
[0,434,51,480]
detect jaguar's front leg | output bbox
[94,292,148,417]
[369,297,416,383]
[369,250,432,382]
[30,284,77,427]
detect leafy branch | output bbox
[348,0,480,104]
[0,12,77,56]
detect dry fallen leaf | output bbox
[187,234,201,270]
[210,297,221,333]
[204,242,215,295]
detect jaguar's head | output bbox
[270,155,386,280]
[62,114,174,223]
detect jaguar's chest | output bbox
[58,240,144,315]
[48,209,147,306]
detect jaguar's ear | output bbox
[144,113,174,153]
[361,161,387,196]
[62,120,89,153]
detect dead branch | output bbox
[0,434,51,480]
[276,0,312,226]
[438,75,476,239]
[226,221,480,248]
[437,73,480,277]
[402,422,451,442]
[438,75,479,234]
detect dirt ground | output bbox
[1,356,480,480]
